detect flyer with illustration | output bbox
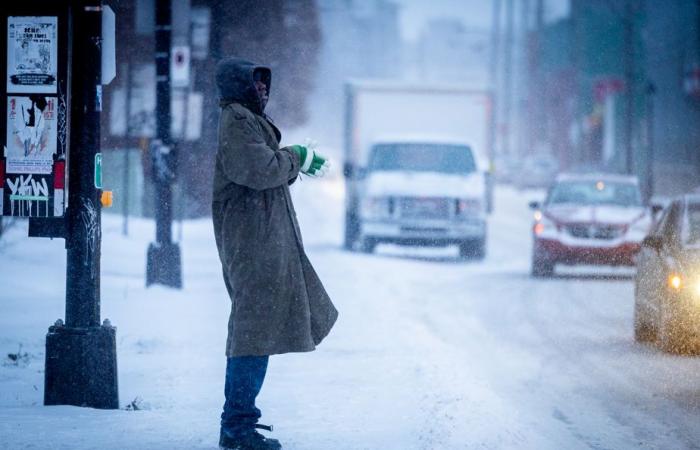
[7,16,58,94]
[6,95,57,174]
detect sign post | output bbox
[146,0,182,289]
[1,1,118,409]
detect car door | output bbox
[637,205,671,313]
[649,202,681,325]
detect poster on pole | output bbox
[7,16,58,94]
[6,95,58,174]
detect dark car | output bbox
[634,193,700,354]
[529,173,652,277]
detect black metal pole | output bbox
[623,0,635,174]
[645,82,656,203]
[44,0,118,409]
[123,59,133,237]
[146,0,182,288]
[65,2,101,328]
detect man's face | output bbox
[255,80,268,109]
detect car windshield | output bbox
[547,180,642,207]
[367,143,476,174]
[683,202,700,246]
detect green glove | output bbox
[289,144,330,177]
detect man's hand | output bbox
[289,144,330,177]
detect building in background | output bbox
[644,0,700,197]
[412,19,489,87]
[307,0,402,150]
[525,0,700,198]
[101,0,321,219]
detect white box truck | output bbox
[342,81,494,258]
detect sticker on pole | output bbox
[94,153,103,189]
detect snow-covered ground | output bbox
[1,177,700,449]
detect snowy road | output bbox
[1,180,699,449]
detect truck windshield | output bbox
[547,181,642,207]
[367,143,476,174]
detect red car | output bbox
[529,174,653,277]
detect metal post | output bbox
[645,82,656,203]
[44,0,118,409]
[122,59,134,236]
[486,0,501,213]
[502,0,514,157]
[146,0,182,288]
[623,0,635,174]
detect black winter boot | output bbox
[219,425,282,450]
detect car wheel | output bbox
[658,299,698,355]
[459,238,486,260]
[633,281,656,343]
[344,212,360,250]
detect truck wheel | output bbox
[633,282,656,343]
[344,213,360,250]
[458,239,486,260]
[360,237,377,254]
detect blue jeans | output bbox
[221,356,269,438]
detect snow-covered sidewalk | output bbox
[2,180,700,449]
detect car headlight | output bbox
[361,197,392,219]
[456,198,482,216]
[533,213,558,236]
[668,273,682,291]
[666,272,700,297]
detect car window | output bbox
[546,180,642,207]
[661,201,681,247]
[682,201,700,247]
[651,205,671,237]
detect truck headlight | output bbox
[361,197,392,219]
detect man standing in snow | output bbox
[212,57,338,450]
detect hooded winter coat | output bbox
[212,57,338,357]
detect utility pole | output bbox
[533,0,545,159]
[122,57,134,237]
[622,0,635,174]
[645,82,656,203]
[146,0,182,288]
[489,0,501,157]
[518,0,531,158]
[502,0,515,157]
[42,1,118,409]
[487,0,501,212]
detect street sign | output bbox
[101,6,115,85]
[94,153,102,188]
[191,7,210,60]
[170,45,189,88]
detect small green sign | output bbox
[95,153,103,189]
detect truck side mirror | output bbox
[343,162,354,178]
[528,201,541,210]
[642,235,662,251]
